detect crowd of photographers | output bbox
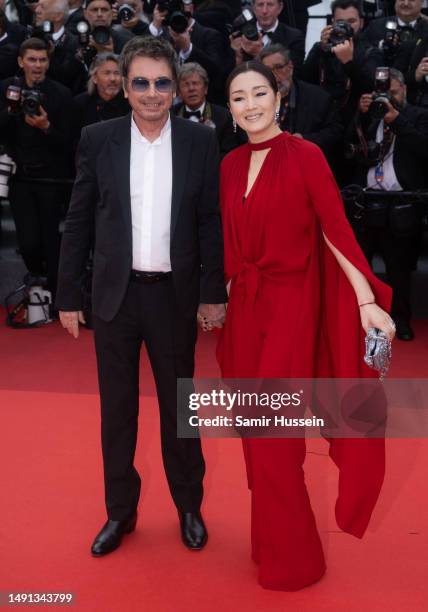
[1,0,428,339]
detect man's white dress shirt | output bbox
[130,114,173,272]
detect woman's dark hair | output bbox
[226,61,278,98]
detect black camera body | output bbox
[159,1,189,34]
[118,3,136,22]
[383,20,417,62]
[369,67,392,120]
[230,9,259,42]
[327,19,354,49]
[6,79,44,117]
[92,25,111,45]
[345,140,382,165]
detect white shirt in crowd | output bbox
[130,114,172,272]
[367,120,403,191]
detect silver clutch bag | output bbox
[364,327,392,381]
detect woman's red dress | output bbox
[217,132,392,591]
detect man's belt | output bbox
[130,270,172,284]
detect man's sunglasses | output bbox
[128,77,174,93]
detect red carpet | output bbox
[1,317,428,611]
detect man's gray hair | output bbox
[178,62,209,85]
[259,43,290,64]
[119,36,178,81]
[389,68,405,86]
[88,52,119,95]
[50,0,69,19]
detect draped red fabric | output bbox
[216,132,392,591]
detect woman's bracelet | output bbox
[358,300,376,308]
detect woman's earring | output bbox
[275,109,280,124]
[232,117,237,133]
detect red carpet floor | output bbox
[1,317,428,611]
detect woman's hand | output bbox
[359,303,396,341]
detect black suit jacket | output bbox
[56,113,227,321]
[281,80,343,160]
[361,15,428,48]
[174,101,239,157]
[346,103,428,190]
[64,6,84,36]
[269,22,305,77]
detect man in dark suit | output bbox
[65,0,85,35]
[361,0,428,69]
[149,2,226,102]
[175,61,240,156]
[344,68,428,340]
[56,36,227,556]
[260,43,343,166]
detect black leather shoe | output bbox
[396,322,414,341]
[91,512,137,557]
[178,511,208,550]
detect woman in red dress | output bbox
[217,61,396,591]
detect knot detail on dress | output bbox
[236,262,261,307]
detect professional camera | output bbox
[76,20,91,47]
[118,3,135,22]
[230,9,259,42]
[158,1,189,34]
[345,140,381,165]
[5,79,44,117]
[369,66,392,120]
[328,19,354,48]
[27,20,54,44]
[382,20,417,62]
[92,25,111,45]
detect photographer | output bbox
[34,0,87,93]
[260,44,343,166]
[174,62,240,156]
[302,1,380,125]
[361,0,428,68]
[230,1,305,76]
[149,1,225,102]
[345,67,428,340]
[0,37,74,301]
[73,51,129,136]
[81,0,133,68]
[113,0,150,35]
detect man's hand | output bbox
[59,311,86,339]
[415,57,428,82]
[169,25,191,53]
[320,24,333,51]
[359,93,373,114]
[383,98,399,124]
[241,33,263,58]
[197,303,226,331]
[332,39,354,64]
[24,105,50,130]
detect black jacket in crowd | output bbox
[64,6,85,36]
[268,22,306,77]
[0,76,74,178]
[302,35,381,124]
[47,30,88,94]
[174,101,239,157]
[279,79,344,162]
[345,103,428,190]
[73,90,130,137]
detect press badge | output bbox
[375,162,384,182]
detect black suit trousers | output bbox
[93,275,205,520]
[9,180,63,296]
